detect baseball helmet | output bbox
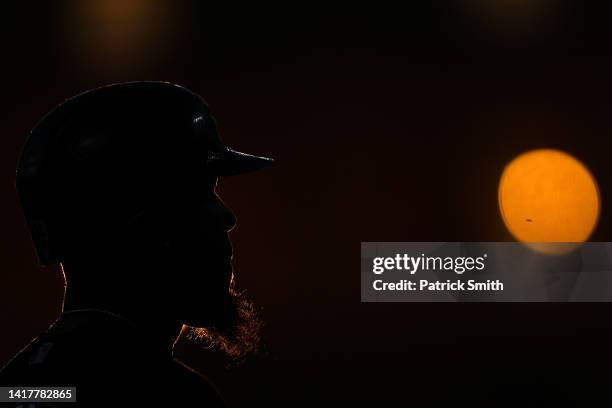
[16,81,273,264]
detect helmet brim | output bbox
[206,148,274,176]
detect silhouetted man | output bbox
[0,82,273,406]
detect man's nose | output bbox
[214,195,237,232]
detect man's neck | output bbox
[60,258,183,354]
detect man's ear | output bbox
[123,206,176,254]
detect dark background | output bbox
[2,1,612,405]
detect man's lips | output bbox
[220,234,233,259]
[218,237,234,259]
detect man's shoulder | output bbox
[0,309,138,384]
[0,310,226,406]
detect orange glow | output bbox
[498,149,600,252]
[57,0,186,74]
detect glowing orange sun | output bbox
[498,149,600,250]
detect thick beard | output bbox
[183,276,262,366]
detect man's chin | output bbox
[182,283,262,364]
